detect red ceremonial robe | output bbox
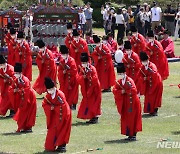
[47,45,60,59]
[33,48,57,95]
[65,33,73,49]
[0,64,14,116]
[145,40,169,80]
[160,37,175,58]
[69,38,89,66]
[130,33,146,55]
[138,62,163,113]
[108,39,118,54]
[58,56,78,106]
[14,40,32,81]
[92,44,115,90]
[9,75,37,131]
[123,52,141,86]
[42,89,71,151]
[113,76,142,137]
[77,64,102,119]
[86,37,94,44]
[7,37,16,66]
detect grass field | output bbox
[0,30,180,154]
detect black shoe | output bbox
[6,110,15,118]
[71,104,76,110]
[129,136,136,141]
[86,117,98,124]
[102,88,111,93]
[56,144,66,153]
[21,128,32,133]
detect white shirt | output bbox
[122,74,127,85]
[116,14,124,24]
[175,11,180,20]
[79,12,86,25]
[51,88,57,100]
[101,9,109,21]
[144,11,151,22]
[151,7,162,22]
[3,63,7,73]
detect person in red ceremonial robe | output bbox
[0,55,15,117]
[65,22,73,49]
[42,77,71,152]
[145,30,169,80]
[92,35,115,92]
[138,52,163,116]
[122,41,141,86]
[47,43,59,59]
[9,63,37,132]
[85,32,94,44]
[33,39,57,95]
[69,29,89,66]
[4,23,12,45]
[58,45,78,110]
[130,26,146,55]
[160,30,175,58]
[14,31,32,81]
[113,63,142,141]
[107,33,118,54]
[77,53,102,124]
[102,35,112,52]
[7,27,17,66]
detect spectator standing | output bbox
[110,7,116,38]
[164,4,176,36]
[144,4,151,35]
[116,8,126,41]
[101,4,110,35]
[122,8,130,36]
[84,2,93,34]
[151,1,162,30]
[137,7,145,36]
[78,7,86,38]
[174,6,180,41]
[127,7,135,34]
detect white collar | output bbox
[122,74,127,85]
[145,61,149,70]
[85,63,90,72]
[128,51,132,58]
[3,63,7,73]
[64,56,69,63]
[51,88,56,99]
[150,40,154,46]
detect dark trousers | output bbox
[137,25,145,36]
[145,21,151,36]
[117,24,125,41]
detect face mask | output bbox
[149,39,154,43]
[102,41,107,44]
[111,10,114,13]
[126,50,131,55]
[11,35,16,39]
[47,88,55,95]
[67,30,72,33]
[0,65,4,69]
[14,73,21,79]
[118,74,124,80]
[132,33,137,36]
[142,61,148,66]
[62,55,67,60]
[17,40,21,43]
[82,63,88,68]
[74,37,79,42]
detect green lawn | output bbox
[0,35,180,154]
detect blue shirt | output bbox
[84,8,93,20]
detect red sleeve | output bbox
[112,82,123,115]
